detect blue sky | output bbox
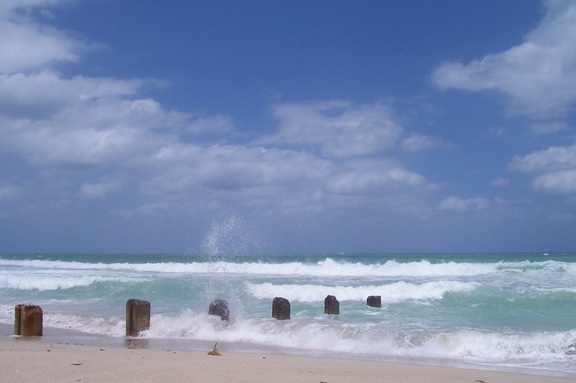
[1,0,576,254]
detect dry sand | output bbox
[2,336,576,383]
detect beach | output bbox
[4,252,576,377]
[2,323,576,383]
[3,337,576,383]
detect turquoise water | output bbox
[2,252,576,373]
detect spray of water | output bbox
[201,214,262,257]
[200,213,263,322]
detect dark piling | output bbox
[324,295,340,315]
[209,299,230,321]
[366,295,382,308]
[272,297,291,320]
[14,304,43,336]
[126,299,151,336]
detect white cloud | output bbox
[438,197,490,213]
[140,144,332,196]
[0,1,86,74]
[133,141,433,219]
[0,0,436,234]
[510,144,576,173]
[0,94,184,166]
[327,160,426,195]
[0,1,192,170]
[0,71,144,119]
[0,0,71,15]
[432,0,576,117]
[533,170,576,194]
[510,144,576,194]
[400,133,449,152]
[265,100,403,158]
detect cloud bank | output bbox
[0,0,440,252]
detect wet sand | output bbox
[2,331,576,383]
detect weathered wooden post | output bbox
[126,299,150,336]
[14,304,43,336]
[367,295,382,308]
[272,297,290,320]
[209,299,230,321]
[14,304,21,336]
[324,295,339,315]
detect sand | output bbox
[2,335,576,383]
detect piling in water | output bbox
[209,299,230,321]
[14,305,21,336]
[126,299,151,336]
[324,295,339,315]
[14,304,43,336]
[272,297,290,320]
[366,295,382,308]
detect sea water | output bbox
[2,251,576,374]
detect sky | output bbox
[1,0,576,254]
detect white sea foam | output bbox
[4,258,576,280]
[131,310,576,371]
[0,258,507,277]
[0,274,142,291]
[245,280,478,303]
[2,302,575,372]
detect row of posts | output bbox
[12,295,383,337]
[273,295,381,319]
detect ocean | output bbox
[2,251,576,375]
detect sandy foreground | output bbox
[1,336,576,383]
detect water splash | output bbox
[201,214,261,256]
[199,214,262,322]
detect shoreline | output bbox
[2,324,576,382]
[3,337,576,383]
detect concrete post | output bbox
[15,304,43,336]
[272,297,290,320]
[126,299,150,336]
[324,295,339,315]
[367,295,382,308]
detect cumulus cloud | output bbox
[0,0,436,241]
[264,100,404,158]
[0,94,184,166]
[327,160,425,195]
[0,71,145,119]
[140,144,332,196]
[510,144,576,173]
[510,144,576,194]
[432,0,576,117]
[532,170,576,194]
[0,0,182,169]
[0,1,86,74]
